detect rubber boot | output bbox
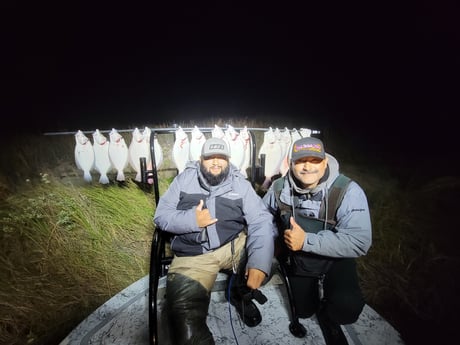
[317,305,348,345]
[225,273,262,327]
[166,272,215,345]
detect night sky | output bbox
[3,2,459,166]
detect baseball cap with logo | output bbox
[201,138,231,158]
[290,137,326,161]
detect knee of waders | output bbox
[320,294,365,325]
[166,273,211,310]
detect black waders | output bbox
[166,273,215,345]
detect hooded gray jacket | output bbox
[262,154,372,258]
[154,160,276,276]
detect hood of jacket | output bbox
[279,153,340,206]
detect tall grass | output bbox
[1,120,459,345]
[1,172,154,345]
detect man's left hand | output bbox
[245,268,266,290]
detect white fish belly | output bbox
[129,142,151,173]
[93,144,112,174]
[109,142,129,181]
[172,142,190,173]
[259,143,283,178]
[153,141,164,169]
[228,139,245,170]
[75,144,95,172]
[189,139,206,161]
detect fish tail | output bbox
[83,171,92,183]
[116,171,125,181]
[99,174,110,184]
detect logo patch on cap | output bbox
[209,144,225,151]
[201,137,231,158]
[293,143,322,153]
[290,137,326,161]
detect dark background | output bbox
[3,2,459,167]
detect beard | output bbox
[200,164,230,186]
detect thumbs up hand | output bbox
[284,217,306,251]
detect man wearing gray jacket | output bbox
[154,137,276,345]
[263,136,372,345]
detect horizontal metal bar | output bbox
[43,125,320,136]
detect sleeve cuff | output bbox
[302,233,318,251]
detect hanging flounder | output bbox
[224,124,245,171]
[172,126,190,174]
[211,124,226,140]
[144,127,163,184]
[258,127,283,190]
[279,127,292,177]
[128,127,151,182]
[239,126,252,178]
[74,130,95,183]
[147,127,163,170]
[92,129,112,184]
[300,127,312,138]
[211,123,231,147]
[290,128,301,142]
[109,128,129,182]
[211,124,231,154]
[189,126,206,161]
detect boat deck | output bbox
[60,272,404,345]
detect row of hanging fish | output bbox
[74,127,163,184]
[258,127,312,189]
[171,125,252,177]
[75,125,314,186]
[171,125,314,189]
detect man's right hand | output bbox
[195,199,218,227]
[284,217,306,251]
